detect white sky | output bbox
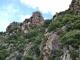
[20,0,72,14]
[0,0,72,32]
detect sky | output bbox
[0,0,72,32]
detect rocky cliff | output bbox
[30,11,44,26]
[0,0,80,60]
[69,0,80,15]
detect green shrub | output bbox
[16,54,22,60]
[58,50,63,56]
[28,32,44,56]
[9,34,18,40]
[70,50,79,60]
[9,27,18,33]
[24,56,34,60]
[54,57,60,60]
[60,30,80,48]
[28,37,35,42]
[39,27,45,33]
[43,20,52,28]
[52,48,63,57]
[0,45,3,50]
[28,44,40,56]
[38,53,43,60]
[0,32,4,35]
[71,20,80,29]
[34,33,44,44]
[67,20,80,30]
[48,20,62,32]
[48,56,53,60]
[24,30,38,39]
[48,55,55,60]
[17,37,26,44]
[20,23,23,26]
[6,38,16,44]
[62,14,74,25]
[0,50,9,60]
[16,44,24,52]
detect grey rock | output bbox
[30,11,44,26]
[42,32,60,60]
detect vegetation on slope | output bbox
[0,7,80,60]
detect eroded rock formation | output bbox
[30,11,44,26]
[69,0,80,15]
[40,31,61,60]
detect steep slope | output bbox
[0,11,45,60]
[0,0,80,60]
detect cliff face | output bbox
[6,11,44,35]
[69,0,80,15]
[0,11,45,60]
[30,11,44,26]
[24,11,44,27]
[0,0,80,60]
[42,32,60,60]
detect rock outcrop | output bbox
[40,31,61,60]
[1,1,80,60]
[69,0,80,15]
[6,11,44,34]
[30,11,44,26]
[6,22,19,32]
[61,47,72,60]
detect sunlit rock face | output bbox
[30,11,44,26]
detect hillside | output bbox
[0,0,80,60]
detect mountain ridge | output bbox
[0,0,80,60]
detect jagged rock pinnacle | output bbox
[69,0,80,15]
[30,11,44,26]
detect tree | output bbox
[60,30,80,48]
[0,50,9,60]
[48,20,62,32]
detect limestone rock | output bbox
[6,22,19,32]
[42,32,60,60]
[69,0,80,15]
[6,51,20,60]
[61,47,72,60]
[33,53,38,60]
[30,11,44,26]
[23,42,33,56]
